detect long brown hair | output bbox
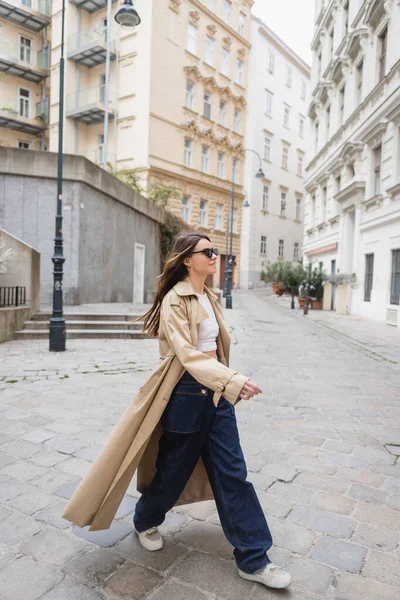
[139,233,211,337]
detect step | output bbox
[13,329,150,340]
[22,320,144,331]
[31,313,144,322]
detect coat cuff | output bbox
[222,373,249,404]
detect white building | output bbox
[304,0,400,326]
[240,16,311,289]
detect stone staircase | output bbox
[14,312,149,340]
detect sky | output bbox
[251,0,315,66]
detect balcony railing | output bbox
[0,0,50,32]
[0,97,47,134]
[0,286,26,308]
[68,27,118,68]
[36,97,48,123]
[0,39,50,82]
[69,0,117,14]
[66,85,117,124]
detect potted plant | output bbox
[279,262,305,309]
[264,262,285,294]
[301,263,327,310]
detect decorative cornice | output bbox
[360,120,388,146]
[181,120,244,153]
[184,65,202,82]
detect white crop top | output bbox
[196,293,219,352]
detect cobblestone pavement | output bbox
[0,290,399,600]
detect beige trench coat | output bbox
[62,278,248,531]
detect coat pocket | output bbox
[161,382,207,434]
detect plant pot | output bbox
[272,284,280,294]
[311,299,323,310]
[276,287,285,296]
[298,297,305,308]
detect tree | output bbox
[279,263,306,309]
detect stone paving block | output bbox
[44,436,86,455]
[368,462,400,478]
[173,500,216,521]
[386,445,400,456]
[64,548,126,587]
[268,481,316,504]
[0,512,43,544]
[310,536,367,573]
[30,467,77,491]
[74,444,103,462]
[0,479,30,501]
[269,517,316,555]
[0,460,47,481]
[115,494,137,519]
[383,477,400,493]
[30,449,70,467]
[0,452,16,469]
[0,505,12,522]
[288,456,338,475]
[244,454,265,473]
[285,555,334,596]
[22,414,53,428]
[348,483,388,505]
[257,492,294,519]
[41,577,106,600]
[318,452,370,470]
[35,499,70,529]
[362,550,400,587]
[169,550,251,600]
[0,556,63,600]
[335,467,385,487]
[59,457,92,479]
[352,523,398,551]
[7,489,57,515]
[352,445,395,464]
[335,573,399,600]
[294,472,349,495]
[322,441,354,454]
[260,464,298,482]
[20,429,57,444]
[312,491,355,516]
[116,532,187,571]
[20,526,88,566]
[0,542,14,569]
[288,506,356,538]
[73,520,133,547]
[174,520,232,560]
[145,580,209,600]
[53,479,80,500]
[386,494,400,511]
[353,501,400,530]
[246,471,275,491]
[102,561,163,599]
[158,510,188,535]
[294,434,325,447]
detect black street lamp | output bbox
[225,149,265,310]
[49,0,66,352]
[115,0,141,27]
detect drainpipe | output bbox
[74,8,81,155]
[103,0,112,170]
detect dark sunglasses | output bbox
[191,247,219,259]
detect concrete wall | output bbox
[0,307,31,343]
[0,148,163,305]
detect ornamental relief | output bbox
[181,120,244,153]
[183,66,246,105]
[222,36,232,50]
[169,0,181,14]
[207,24,217,39]
[188,10,200,26]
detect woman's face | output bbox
[184,239,218,277]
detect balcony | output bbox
[66,86,116,124]
[68,27,118,68]
[69,0,117,14]
[0,97,48,134]
[0,0,50,32]
[0,39,49,83]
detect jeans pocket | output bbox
[162,384,207,434]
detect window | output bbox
[329,28,334,59]
[282,146,288,170]
[297,154,303,176]
[373,144,382,196]
[379,28,387,81]
[201,145,210,173]
[102,18,108,42]
[317,50,322,78]
[296,197,301,220]
[233,157,239,183]
[199,199,208,227]
[315,122,319,150]
[219,101,226,126]
[264,137,271,161]
[260,235,267,255]
[325,105,331,141]
[284,105,290,128]
[19,88,30,118]
[218,151,225,178]
[278,239,284,258]
[339,86,345,126]
[299,115,305,137]
[265,90,273,116]
[262,186,269,211]
[311,194,316,226]
[321,186,327,222]
[356,60,363,105]
[207,0,215,11]
[186,81,195,110]
[223,0,231,25]
[238,12,245,36]
[187,24,197,54]
[391,249,400,305]
[221,48,230,76]
[301,79,307,100]
[336,174,341,193]
[98,134,104,163]
[364,253,374,302]
[215,203,223,229]
[182,195,191,221]
[236,59,244,85]
[204,92,212,119]
[184,138,193,167]
[281,192,287,216]
[19,36,32,63]
[293,242,300,261]
[268,50,275,74]
[234,108,241,133]
[18,141,30,149]
[205,36,214,66]
[286,65,292,88]
[99,73,106,103]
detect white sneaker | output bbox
[134,526,163,551]
[239,563,292,589]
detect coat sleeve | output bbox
[161,297,248,404]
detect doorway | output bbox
[133,243,145,305]
[219,254,235,290]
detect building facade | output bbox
[0,0,50,150]
[241,16,310,289]
[49,0,254,289]
[304,0,400,325]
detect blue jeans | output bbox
[134,370,272,574]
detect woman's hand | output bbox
[239,379,263,400]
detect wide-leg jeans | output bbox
[134,370,272,574]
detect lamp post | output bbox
[225,149,265,310]
[49,0,66,352]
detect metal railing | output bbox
[0,97,47,123]
[0,286,26,308]
[36,97,49,123]
[0,39,50,70]
[68,26,118,54]
[66,85,116,112]
[5,0,51,17]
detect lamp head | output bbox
[255,168,265,178]
[115,1,141,27]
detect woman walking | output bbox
[63,233,291,590]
